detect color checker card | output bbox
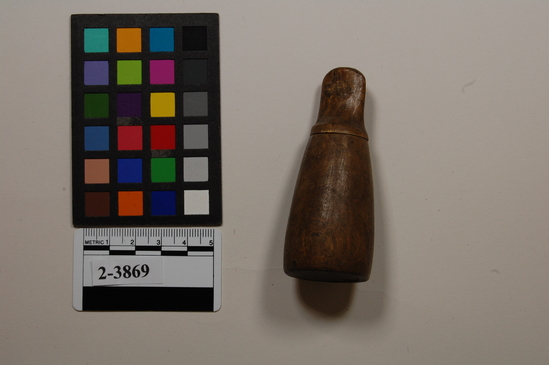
[71,14,221,227]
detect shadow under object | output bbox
[284,67,374,282]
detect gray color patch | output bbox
[183,59,208,85]
[184,124,208,149]
[184,157,208,182]
[183,92,208,116]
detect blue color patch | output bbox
[118,159,142,183]
[151,191,176,215]
[150,28,174,52]
[84,126,109,151]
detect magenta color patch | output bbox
[150,60,175,84]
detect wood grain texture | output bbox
[284,68,374,282]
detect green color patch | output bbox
[151,158,176,182]
[117,60,142,85]
[84,93,109,118]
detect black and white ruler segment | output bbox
[73,228,221,311]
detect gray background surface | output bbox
[1,1,549,364]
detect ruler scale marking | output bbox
[74,228,221,311]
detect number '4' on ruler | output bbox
[73,228,221,312]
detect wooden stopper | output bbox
[284,67,374,282]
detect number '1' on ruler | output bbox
[73,228,221,311]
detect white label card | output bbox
[90,256,163,286]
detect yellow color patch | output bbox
[150,92,176,117]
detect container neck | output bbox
[312,68,368,139]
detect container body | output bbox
[284,133,374,282]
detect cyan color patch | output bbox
[150,28,174,52]
[84,28,109,53]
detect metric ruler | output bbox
[73,228,221,311]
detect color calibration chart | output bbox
[73,228,221,311]
[71,14,221,227]
[71,14,222,311]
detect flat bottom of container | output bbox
[284,269,368,283]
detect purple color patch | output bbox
[84,61,109,85]
[117,93,142,117]
[150,60,174,84]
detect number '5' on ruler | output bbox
[73,228,221,312]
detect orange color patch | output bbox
[118,191,143,216]
[117,28,142,53]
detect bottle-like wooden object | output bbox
[284,68,374,282]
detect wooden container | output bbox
[284,67,374,282]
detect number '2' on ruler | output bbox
[73,228,221,311]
